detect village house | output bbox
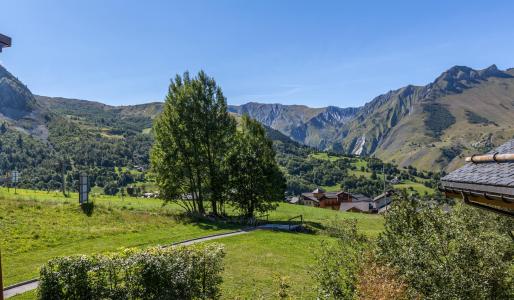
[300,188,374,211]
[370,190,394,213]
[440,139,514,216]
[300,188,342,209]
[285,196,300,204]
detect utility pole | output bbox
[0,248,4,300]
[383,163,386,193]
[0,31,12,300]
[59,160,69,197]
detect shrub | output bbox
[356,253,408,300]
[38,244,225,300]
[377,193,514,299]
[312,219,368,299]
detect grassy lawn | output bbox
[209,230,337,299]
[394,180,435,195]
[1,188,384,299]
[309,152,341,162]
[9,290,37,300]
[348,169,373,178]
[0,189,237,286]
[320,184,341,192]
[268,203,384,238]
[352,159,368,169]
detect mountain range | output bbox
[229,65,514,171]
[2,64,514,172]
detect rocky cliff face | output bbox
[0,65,37,119]
[0,64,49,137]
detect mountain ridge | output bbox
[2,63,514,171]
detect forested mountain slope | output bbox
[0,66,154,192]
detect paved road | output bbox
[2,228,254,299]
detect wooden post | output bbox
[0,248,4,300]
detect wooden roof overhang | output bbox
[0,33,12,52]
[439,183,514,217]
[440,140,514,216]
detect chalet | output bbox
[0,33,11,52]
[371,190,394,213]
[300,188,373,211]
[440,139,514,216]
[285,196,300,204]
[300,188,341,209]
[338,193,373,212]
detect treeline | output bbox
[151,71,285,218]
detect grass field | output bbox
[309,152,342,162]
[210,230,337,299]
[0,188,236,286]
[394,180,434,195]
[1,187,383,299]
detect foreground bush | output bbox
[312,219,369,299]
[378,194,514,299]
[38,243,225,300]
[356,254,408,300]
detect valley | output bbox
[3,4,514,298]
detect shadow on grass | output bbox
[172,212,325,235]
[80,202,95,217]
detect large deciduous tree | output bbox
[226,115,286,218]
[151,71,235,215]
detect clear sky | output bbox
[2,0,514,107]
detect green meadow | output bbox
[1,187,383,299]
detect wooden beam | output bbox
[444,190,514,211]
[465,153,514,163]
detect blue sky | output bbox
[2,0,514,107]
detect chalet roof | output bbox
[340,201,372,212]
[289,196,300,204]
[0,33,11,51]
[373,190,395,202]
[301,194,319,202]
[351,194,371,202]
[441,140,514,195]
[440,139,514,215]
[301,191,340,202]
[312,188,325,193]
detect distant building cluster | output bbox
[287,188,393,214]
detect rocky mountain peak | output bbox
[431,65,513,95]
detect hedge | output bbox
[37,243,225,300]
